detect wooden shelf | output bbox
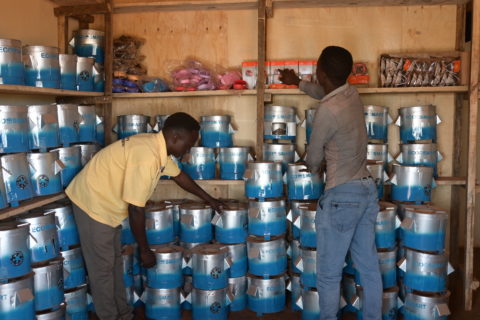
[112,86,468,99]
[436,176,467,186]
[272,0,470,8]
[0,193,67,221]
[112,0,469,14]
[268,86,469,95]
[112,89,257,98]
[0,84,105,97]
[158,179,244,186]
[158,177,463,186]
[49,0,103,5]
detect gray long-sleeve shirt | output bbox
[304,83,370,190]
[299,80,325,100]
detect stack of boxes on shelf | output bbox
[0,104,103,209]
[0,200,88,319]
[0,31,104,92]
[242,60,317,89]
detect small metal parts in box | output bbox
[380,54,461,87]
[348,63,370,85]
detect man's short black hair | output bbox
[318,46,353,87]
[163,112,200,132]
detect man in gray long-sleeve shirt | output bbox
[281,47,382,320]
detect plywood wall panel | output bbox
[112,10,257,79]
[0,0,57,47]
[267,6,457,86]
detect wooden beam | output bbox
[272,0,470,9]
[110,86,469,99]
[49,0,103,5]
[436,176,467,185]
[449,3,467,286]
[158,180,244,186]
[464,0,480,311]
[265,86,469,95]
[266,0,274,17]
[112,89,257,98]
[0,193,66,221]
[0,84,104,97]
[55,95,111,104]
[54,3,109,16]
[114,1,258,13]
[57,15,68,54]
[104,0,114,145]
[256,0,267,160]
[111,0,468,13]
[71,14,95,29]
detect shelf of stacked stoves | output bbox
[114,114,253,185]
[119,198,250,320]
[213,103,321,319]
[0,199,89,319]
[365,104,443,202]
[0,104,104,212]
[392,104,452,320]
[0,32,105,95]
[339,104,452,319]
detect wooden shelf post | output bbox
[256,0,267,159]
[104,0,114,145]
[465,0,480,311]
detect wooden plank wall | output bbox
[0,0,58,105]
[0,0,58,47]
[108,5,463,228]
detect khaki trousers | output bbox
[72,202,133,320]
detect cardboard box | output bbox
[242,61,258,89]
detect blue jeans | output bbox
[315,178,382,320]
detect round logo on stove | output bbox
[80,70,90,81]
[38,175,49,188]
[210,267,222,279]
[10,251,24,266]
[16,175,28,189]
[210,302,221,314]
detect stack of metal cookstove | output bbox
[0,199,88,320]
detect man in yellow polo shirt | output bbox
[66,112,223,320]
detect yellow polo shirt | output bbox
[66,132,181,227]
